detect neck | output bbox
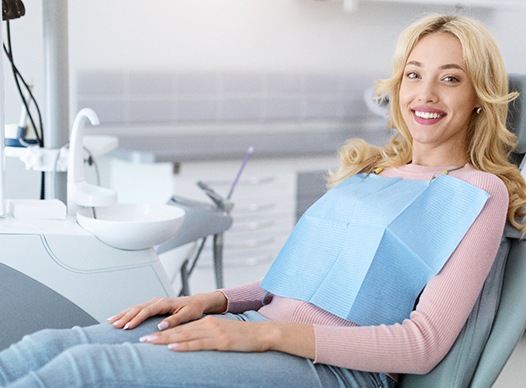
[411,144,468,167]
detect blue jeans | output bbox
[0,311,395,387]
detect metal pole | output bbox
[213,233,224,289]
[0,20,6,216]
[42,0,69,201]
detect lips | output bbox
[412,108,446,124]
[415,111,442,119]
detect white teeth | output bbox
[415,111,442,119]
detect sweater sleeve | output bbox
[313,171,509,374]
[219,279,272,314]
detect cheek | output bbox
[398,84,412,109]
[399,108,413,130]
[398,91,407,110]
[454,96,476,120]
[398,95,411,119]
[455,88,478,114]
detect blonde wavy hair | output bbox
[328,14,526,232]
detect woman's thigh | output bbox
[2,312,394,387]
[8,342,331,387]
[7,341,394,388]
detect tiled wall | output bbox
[73,71,380,126]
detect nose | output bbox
[416,79,438,103]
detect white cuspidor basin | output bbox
[76,203,185,250]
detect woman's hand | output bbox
[139,316,316,360]
[107,292,227,331]
[139,316,270,352]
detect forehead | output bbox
[407,32,466,68]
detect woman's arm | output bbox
[110,279,269,330]
[313,171,509,374]
[219,279,271,313]
[139,315,316,359]
[118,171,509,373]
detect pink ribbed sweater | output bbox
[221,163,509,378]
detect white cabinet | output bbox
[170,156,337,294]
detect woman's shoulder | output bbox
[455,165,508,201]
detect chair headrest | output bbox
[507,73,526,155]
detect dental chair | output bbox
[398,73,526,387]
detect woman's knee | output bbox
[20,327,82,354]
[31,343,136,386]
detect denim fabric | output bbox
[0,311,395,387]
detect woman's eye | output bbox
[443,75,460,83]
[406,72,418,79]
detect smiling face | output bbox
[399,32,479,165]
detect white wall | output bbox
[2,0,525,125]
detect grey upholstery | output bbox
[471,226,526,386]
[508,74,526,158]
[0,264,97,350]
[398,74,526,387]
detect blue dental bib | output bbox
[261,173,489,326]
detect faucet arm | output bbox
[68,108,100,184]
[67,108,116,212]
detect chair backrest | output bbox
[398,73,526,388]
[508,74,526,167]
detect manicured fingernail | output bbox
[140,335,159,343]
[112,320,121,326]
[107,315,117,322]
[168,343,179,350]
[158,322,169,331]
[123,322,131,330]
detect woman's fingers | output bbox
[108,297,173,330]
[107,296,207,330]
[139,316,269,353]
[156,304,204,330]
[139,317,221,347]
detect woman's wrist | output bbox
[198,291,228,314]
[264,321,316,360]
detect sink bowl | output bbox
[76,203,185,250]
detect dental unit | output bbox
[0,1,242,351]
[0,106,186,350]
[0,1,191,350]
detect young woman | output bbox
[1,14,525,388]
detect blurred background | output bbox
[2,0,525,307]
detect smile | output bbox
[414,111,444,119]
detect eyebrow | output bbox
[405,61,466,72]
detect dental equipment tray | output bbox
[156,195,233,294]
[157,195,233,253]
